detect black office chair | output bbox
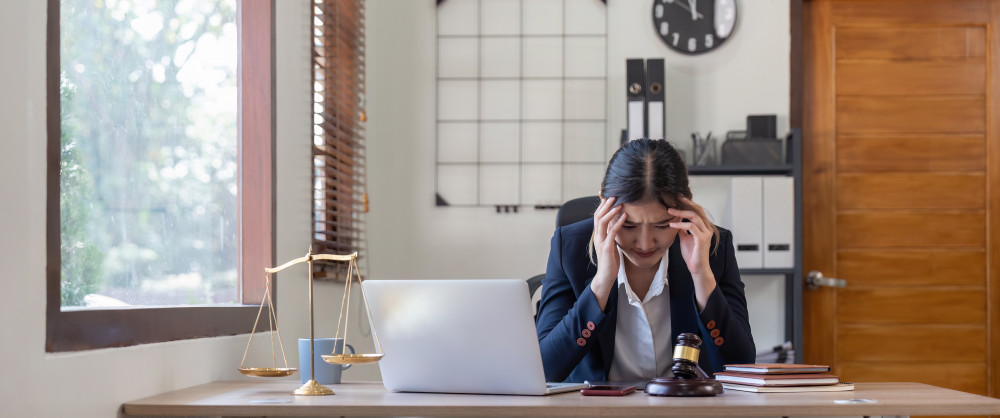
[555,195,601,228]
[529,196,601,319]
[527,273,545,319]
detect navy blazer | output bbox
[535,219,755,383]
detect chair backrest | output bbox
[555,195,600,227]
[530,195,601,320]
[526,274,544,319]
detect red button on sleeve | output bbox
[577,338,587,347]
[586,321,596,331]
[710,329,720,338]
[706,320,716,330]
[582,329,592,338]
[714,337,724,346]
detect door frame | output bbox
[988,0,1000,400]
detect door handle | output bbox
[805,270,847,290]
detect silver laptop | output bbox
[363,279,589,395]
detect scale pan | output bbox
[321,353,383,365]
[238,367,298,377]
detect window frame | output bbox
[45,0,275,352]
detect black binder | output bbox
[645,59,665,140]
[626,58,646,141]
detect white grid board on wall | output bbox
[435,0,609,208]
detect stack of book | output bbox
[714,363,854,393]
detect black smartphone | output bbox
[580,384,637,396]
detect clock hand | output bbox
[688,0,698,20]
[672,1,704,20]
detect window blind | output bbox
[312,0,367,281]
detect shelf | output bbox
[688,164,794,176]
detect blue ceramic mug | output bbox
[298,338,354,384]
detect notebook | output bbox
[713,372,840,386]
[724,363,830,374]
[721,382,854,393]
[362,279,589,395]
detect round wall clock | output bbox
[652,0,737,55]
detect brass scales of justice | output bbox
[237,248,384,396]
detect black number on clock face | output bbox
[652,0,737,55]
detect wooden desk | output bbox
[122,380,1000,417]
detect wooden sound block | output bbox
[645,377,724,397]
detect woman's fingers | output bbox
[667,207,699,222]
[668,211,704,233]
[668,201,710,234]
[594,197,619,240]
[598,205,621,239]
[607,212,627,241]
[593,197,610,239]
[595,197,617,222]
[678,197,710,226]
[594,197,609,220]
[669,211,710,239]
[670,220,696,235]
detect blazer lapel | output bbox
[667,239,697,344]
[599,283,618,378]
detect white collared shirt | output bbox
[607,247,673,382]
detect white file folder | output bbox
[763,176,794,268]
[647,102,663,140]
[628,101,645,141]
[727,177,763,269]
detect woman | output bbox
[535,139,755,383]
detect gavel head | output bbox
[677,332,702,349]
[671,332,703,379]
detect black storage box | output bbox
[720,138,784,165]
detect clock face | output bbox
[652,0,737,55]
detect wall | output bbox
[0,1,379,416]
[365,0,790,352]
[0,1,790,414]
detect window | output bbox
[311,0,367,281]
[46,0,274,351]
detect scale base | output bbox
[293,380,334,396]
[645,378,723,397]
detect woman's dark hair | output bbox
[601,138,691,210]
[590,139,719,262]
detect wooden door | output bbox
[802,0,1000,398]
